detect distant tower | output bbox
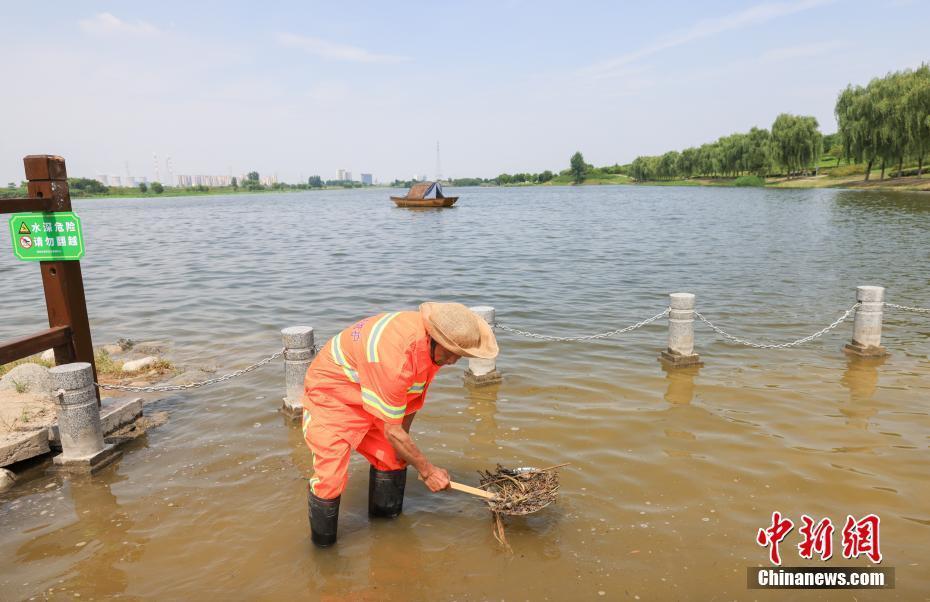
[166,156,174,187]
[153,153,160,183]
[435,140,442,182]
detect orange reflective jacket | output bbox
[303,311,440,426]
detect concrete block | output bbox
[464,368,503,387]
[843,341,889,358]
[659,349,704,368]
[52,444,122,474]
[0,429,50,467]
[280,398,303,421]
[49,397,144,448]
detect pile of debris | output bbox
[478,463,565,550]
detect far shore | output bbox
[4,172,927,202]
[73,177,930,198]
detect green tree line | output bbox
[629,115,822,181]
[836,64,930,180]
[628,63,929,183]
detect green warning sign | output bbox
[8,212,85,261]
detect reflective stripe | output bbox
[407,382,426,394]
[366,312,401,363]
[361,387,406,420]
[330,334,359,383]
[302,409,312,436]
[308,477,320,495]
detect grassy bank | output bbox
[548,173,632,185]
[608,161,930,192]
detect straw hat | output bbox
[419,302,499,359]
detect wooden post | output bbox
[24,155,99,402]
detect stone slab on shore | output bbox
[0,429,50,467]
[48,397,144,448]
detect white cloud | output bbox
[305,81,351,103]
[581,0,835,78]
[275,32,408,64]
[78,12,160,37]
[761,40,845,62]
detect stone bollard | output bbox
[659,293,703,368]
[49,363,121,473]
[282,326,315,420]
[464,306,502,387]
[844,286,888,358]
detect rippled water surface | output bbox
[1,185,929,600]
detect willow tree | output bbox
[745,127,772,176]
[872,71,909,179]
[836,84,877,179]
[658,151,680,180]
[771,113,823,177]
[903,64,930,175]
[677,147,697,178]
[630,156,652,180]
[836,65,930,180]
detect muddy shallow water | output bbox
[1,185,928,600]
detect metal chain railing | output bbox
[96,347,293,393]
[884,302,930,314]
[693,304,860,349]
[90,300,929,393]
[494,308,670,342]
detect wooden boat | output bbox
[391,181,458,208]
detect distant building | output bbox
[360,173,373,185]
[95,175,108,185]
[345,171,353,182]
[176,174,233,188]
[109,175,122,187]
[337,169,346,181]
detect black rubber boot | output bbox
[368,466,407,518]
[308,488,340,547]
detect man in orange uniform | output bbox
[302,302,498,547]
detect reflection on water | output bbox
[662,364,700,406]
[1,186,929,599]
[839,357,885,430]
[464,382,501,457]
[13,470,144,599]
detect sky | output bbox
[1,0,927,184]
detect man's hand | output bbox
[420,464,450,492]
[383,422,449,492]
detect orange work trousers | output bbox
[303,393,412,500]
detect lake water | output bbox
[1,185,928,600]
